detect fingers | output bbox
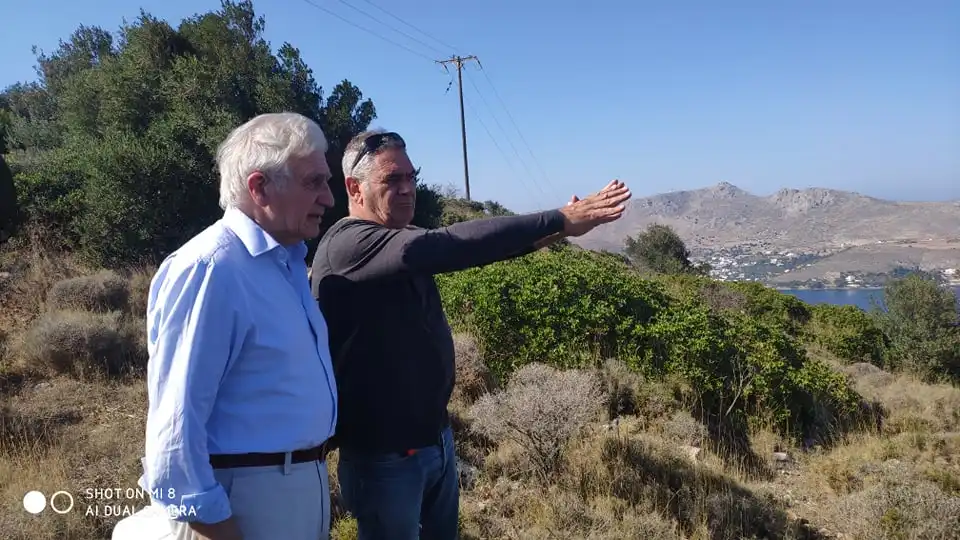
[595,180,622,196]
[608,189,631,206]
[601,179,621,191]
[588,185,630,207]
[603,187,630,201]
[586,179,622,198]
[586,190,630,220]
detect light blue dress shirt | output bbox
[138,207,338,524]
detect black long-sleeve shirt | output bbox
[310,210,566,453]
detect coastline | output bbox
[771,284,960,292]
[771,286,885,291]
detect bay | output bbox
[779,286,960,311]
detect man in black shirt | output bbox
[310,129,631,539]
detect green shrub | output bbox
[437,247,669,379]
[644,303,861,442]
[439,247,864,444]
[807,303,888,366]
[723,281,811,335]
[9,146,87,248]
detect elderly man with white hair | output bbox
[137,112,338,540]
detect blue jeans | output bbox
[338,426,459,540]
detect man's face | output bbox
[358,147,417,228]
[258,150,334,244]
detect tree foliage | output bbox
[624,223,710,275]
[873,273,960,382]
[1,1,443,266]
[440,197,516,227]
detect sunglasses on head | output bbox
[349,131,406,174]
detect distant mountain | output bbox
[573,182,960,254]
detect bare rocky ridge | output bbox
[572,182,960,283]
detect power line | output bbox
[351,0,459,53]
[327,0,556,201]
[331,0,448,57]
[463,95,541,208]
[462,69,550,201]
[300,0,556,205]
[299,0,435,62]
[474,64,557,194]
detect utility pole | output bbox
[437,54,478,200]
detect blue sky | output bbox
[1,0,958,212]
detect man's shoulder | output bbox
[314,218,385,264]
[320,217,387,243]
[154,221,248,289]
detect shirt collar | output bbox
[223,207,306,261]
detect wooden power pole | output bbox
[437,55,478,200]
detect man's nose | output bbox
[317,186,335,208]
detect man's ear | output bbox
[344,175,363,203]
[247,171,269,207]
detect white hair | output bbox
[215,112,328,209]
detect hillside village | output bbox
[571,182,960,289]
[698,243,960,289]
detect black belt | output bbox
[209,441,332,470]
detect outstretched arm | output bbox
[322,180,631,281]
[324,210,567,281]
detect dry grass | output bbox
[469,363,603,483]
[0,241,154,539]
[453,355,960,539]
[742,361,960,540]
[16,310,146,377]
[452,333,497,405]
[0,377,148,539]
[1,242,958,539]
[46,271,130,313]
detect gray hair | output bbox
[341,129,406,182]
[215,112,329,209]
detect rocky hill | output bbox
[574,182,960,254]
[572,182,960,285]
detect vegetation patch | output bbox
[439,245,870,450]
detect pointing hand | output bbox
[558,179,631,237]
